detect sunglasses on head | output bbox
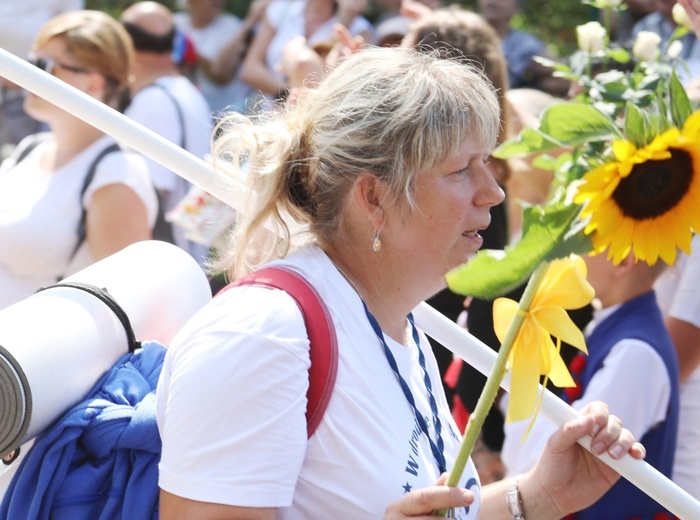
[28,57,90,75]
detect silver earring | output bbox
[372,230,382,252]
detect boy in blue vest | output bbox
[500,249,680,520]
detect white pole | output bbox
[1,45,698,519]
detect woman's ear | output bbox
[352,172,390,229]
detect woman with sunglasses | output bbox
[0,10,158,310]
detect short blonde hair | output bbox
[213,47,500,277]
[33,10,134,105]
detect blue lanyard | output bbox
[362,301,447,474]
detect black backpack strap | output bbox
[34,282,141,353]
[12,134,49,165]
[66,143,122,265]
[148,83,186,149]
[139,83,183,245]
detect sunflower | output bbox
[573,109,700,265]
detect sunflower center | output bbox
[612,149,693,220]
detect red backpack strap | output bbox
[224,266,338,438]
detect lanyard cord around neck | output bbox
[361,301,448,474]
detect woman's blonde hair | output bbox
[33,10,134,106]
[213,46,499,278]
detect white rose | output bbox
[577,21,607,53]
[633,31,662,62]
[673,3,693,30]
[667,39,684,59]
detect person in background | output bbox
[0,0,84,159]
[121,1,213,264]
[156,46,643,519]
[174,0,263,115]
[478,0,568,95]
[501,250,678,519]
[240,0,373,103]
[652,3,700,489]
[0,10,157,310]
[608,0,660,44]
[654,233,700,500]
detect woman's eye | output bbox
[454,167,469,176]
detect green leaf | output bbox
[607,47,631,64]
[539,103,622,145]
[493,127,561,159]
[624,102,648,148]
[446,202,591,299]
[670,70,692,128]
[531,154,557,170]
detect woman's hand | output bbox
[519,401,645,518]
[383,473,474,519]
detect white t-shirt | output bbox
[156,244,480,519]
[125,75,212,259]
[0,133,158,310]
[654,234,700,499]
[500,303,671,477]
[173,11,256,115]
[265,0,374,82]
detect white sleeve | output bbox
[667,235,700,328]
[156,286,312,507]
[502,339,670,476]
[574,339,671,438]
[82,151,159,227]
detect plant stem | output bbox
[435,261,551,517]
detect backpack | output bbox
[12,135,174,258]
[0,267,338,519]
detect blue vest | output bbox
[567,291,679,520]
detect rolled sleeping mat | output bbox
[0,240,212,459]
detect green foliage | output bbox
[454,0,596,56]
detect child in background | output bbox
[501,250,679,520]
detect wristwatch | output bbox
[506,478,526,520]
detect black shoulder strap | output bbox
[148,83,186,149]
[67,143,122,264]
[13,134,49,165]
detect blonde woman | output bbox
[0,10,157,310]
[156,47,644,519]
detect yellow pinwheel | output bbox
[493,256,595,423]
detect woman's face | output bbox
[383,135,504,283]
[24,37,101,122]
